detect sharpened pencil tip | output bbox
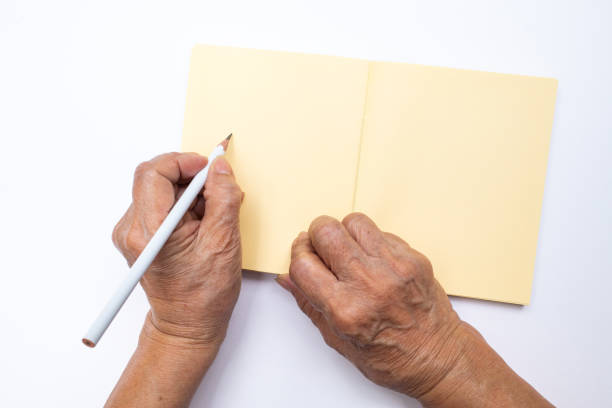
[220,133,233,150]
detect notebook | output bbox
[182,44,557,305]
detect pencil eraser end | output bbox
[82,338,96,348]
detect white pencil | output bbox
[82,134,232,348]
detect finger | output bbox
[175,186,205,222]
[132,152,208,237]
[152,152,209,184]
[191,195,206,219]
[342,213,388,257]
[276,274,349,355]
[199,157,243,233]
[112,206,139,263]
[308,215,367,280]
[288,232,338,313]
[383,232,411,249]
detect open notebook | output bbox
[182,45,557,305]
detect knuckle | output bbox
[134,153,179,182]
[133,163,159,187]
[290,235,301,254]
[111,222,122,249]
[289,253,312,279]
[346,254,366,273]
[395,257,418,277]
[393,253,433,280]
[310,216,342,241]
[418,253,434,274]
[374,276,402,300]
[291,231,309,253]
[228,185,243,205]
[330,303,363,335]
[154,152,180,164]
[133,161,151,179]
[124,228,145,254]
[342,212,369,230]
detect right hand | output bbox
[277,213,552,407]
[112,152,244,349]
[106,152,244,408]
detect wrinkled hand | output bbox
[112,152,243,347]
[277,213,465,399]
[277,213,525,406]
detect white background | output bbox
[1,0,611,406]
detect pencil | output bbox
[82,134,233,348]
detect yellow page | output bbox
[182,45,368,274]
[354,62,557,304]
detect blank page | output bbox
[354,62,557,304]
[182,45,368,274]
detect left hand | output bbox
[277,213,552,407]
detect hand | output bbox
[277,213,552,407]
[106,152,243,408]
[112,152,243,347]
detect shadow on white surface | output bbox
[191,271,419,407]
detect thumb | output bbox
[276,274,349,355]
[200,157,243,231]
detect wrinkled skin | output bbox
[277,214,553,407]
[277,213,467,397]
[111,152,243,346]
[107,151,552,408]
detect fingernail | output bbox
[213,157,232,175]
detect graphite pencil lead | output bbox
[220,133,233,150]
